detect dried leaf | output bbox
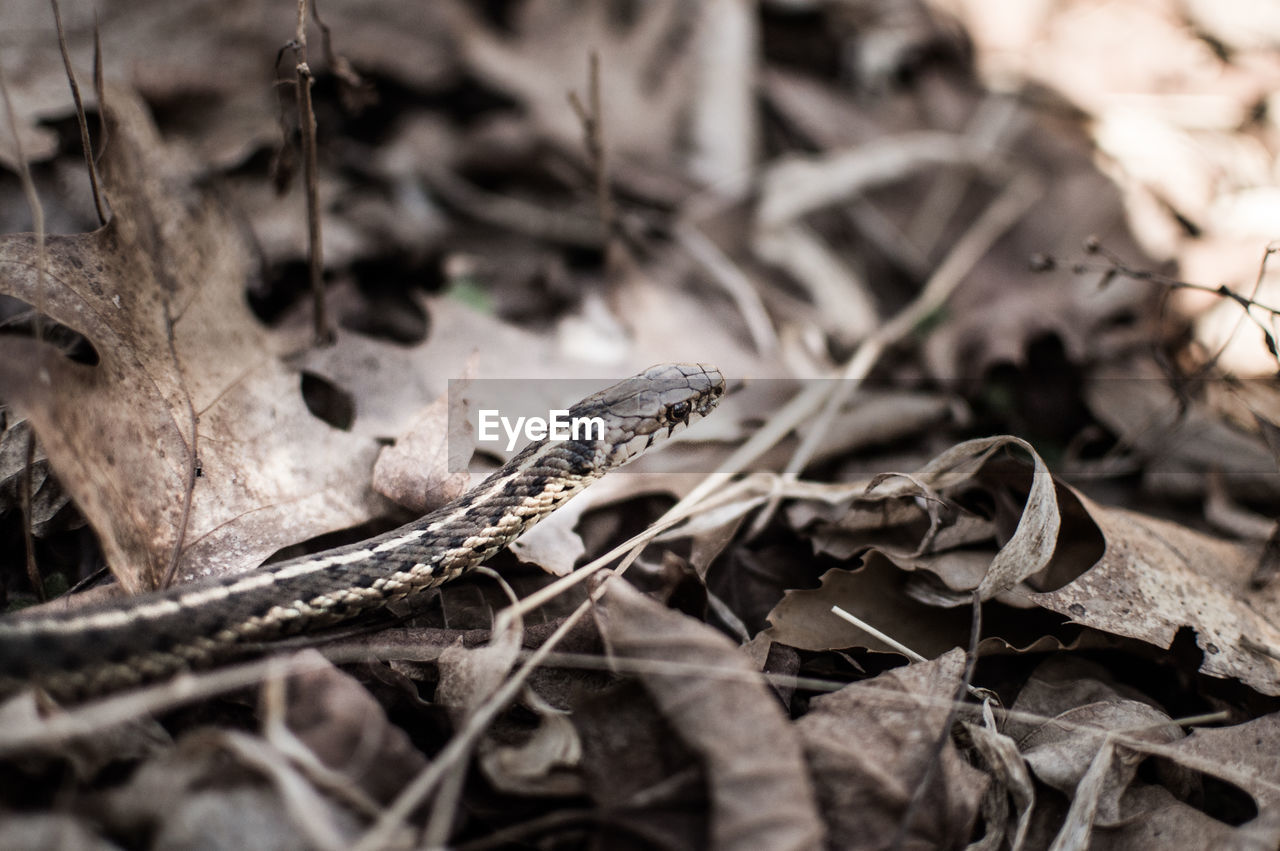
[0,86,382,590]
[1171,712,1280,808]
[762,557,975,658]
[795,649,987,850]
[597,575,826,851]
[1030,491,1280,695]
[283,659,429,806]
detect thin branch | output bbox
[159,308,199,589]
[50,0,106,225]
[291,0,330,345]
[567,52,615,242]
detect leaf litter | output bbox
[3,1,1280,849]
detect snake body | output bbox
[0,364,724,699]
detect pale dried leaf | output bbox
[1022,700,1180,825]
[1048,735,1116,851]
[478,686,582,795]
[434,617,522,722]
[508,514,586,577]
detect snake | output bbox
[0,363,724,700]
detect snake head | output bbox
[569,363,725,469]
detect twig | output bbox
[1057,238,1280,368]
[0,651,347,755]
[421,566,525,848]
[291,0,330,346]
[568,53,615,246]
[259,666,386,821]
[675,220,778,355]
[830,606,927,662]
[50,0,107,225]
[159,316,200,591]
[92,14,107,168]
[20,434,42,601]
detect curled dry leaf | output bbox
[477,686,583,796]
[0,86,384,590]
[782,434,1280,695]
[864,435,1061,600]
[596,575,826,851]
[795,648,987,850]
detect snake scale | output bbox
[0,363,724,700]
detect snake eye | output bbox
[669,401,691,422]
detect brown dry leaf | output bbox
[444,0,696,167]
[597,575,826,851]
[571,678,709,850]
[283,659,428,806]
[1168,712,1280,809]
[1010,658,1184,829]
[795,648,987,850]
[863,435,1060,600]
[1030,490,1280,695]
[0,86,385,591]
[762,555,976,659]
[1089,785,1276,851]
